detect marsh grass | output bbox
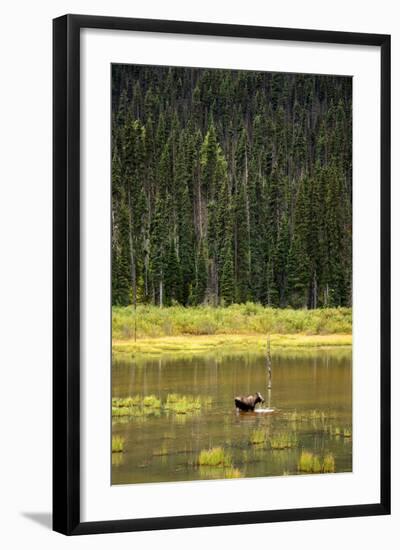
[249,429,267,445]
[143,395,161,408]
[298,451,320,473]
[113,304,352,340]
[112,396,141,408]
[112,435,125,453]
[298,451,335,473]
[270,433,298,450]
[198,447,232,468]
[112,394,212,418]
[164,394,202,414]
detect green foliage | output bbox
[112,66,352,308]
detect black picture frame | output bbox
[53,14,391,535]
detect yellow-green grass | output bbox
[113,304,352,341]
[249,429,267,445]
[112,435,125,453]
[164,394,203,414]
[298,451,335,473]
[113,333,352,359]
[112,393,212,417]
[270,433,298,450]
[198,447,232,468]
[112,396,141,408]
[143,395,161,408]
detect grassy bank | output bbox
[113,304,351,338]
[112,304,351,358]
[113,333,352,359]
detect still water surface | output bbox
[112,350,352,484]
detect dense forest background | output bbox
[112,65,352,309]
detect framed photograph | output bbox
[53,14,390,535]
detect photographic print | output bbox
[111,64,352,485]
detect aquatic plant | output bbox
[270,433,298,450]
[298,451,320,473]
[112,435,125,453]
[198,447,232,468]
[112,406,136,417]
[298,451,335,473]
[112,396,141,408]
[249,429,267,444]
[164,394,210,414]
[143,395,161,408]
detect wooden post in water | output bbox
[266,334,272,408]
[266,334,272,389]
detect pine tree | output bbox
[112,66,352,309]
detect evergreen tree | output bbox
[112,66,352,309]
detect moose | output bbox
[234,392,265,412]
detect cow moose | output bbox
[234,392,265,412]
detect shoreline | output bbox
[112,333,352,360]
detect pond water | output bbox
[112,349,352,484]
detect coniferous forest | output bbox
[112,64,352,309]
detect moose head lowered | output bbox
[234,392,265,412]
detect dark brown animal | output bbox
[234,392,265,412]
